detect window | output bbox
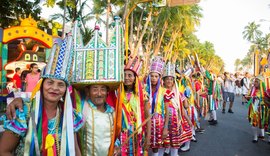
[25,54,30,61]
[33,54,38,61]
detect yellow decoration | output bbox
[45,134,55,156]
[3,16,53,48]
[52,22,62,37]
[260,57,268,66]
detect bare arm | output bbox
[6,98,24,120]
[0,130,20,155]
[13,80,17,89]
[182,99,192,126]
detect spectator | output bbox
[222,72,235,113]
[234,72,242,96]
[25,63,40,92]
[12,67,22,92]
[242,72,251,105]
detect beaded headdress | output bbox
[124,56,142,76]
[163,62,175,78]
[42,34,73,84]
[71,17,124,90]
[149,56,165,75]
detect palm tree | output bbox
[242,21,262,43]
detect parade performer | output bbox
[245,76,269,143]
[71,17,124,156]
[193,72,208,121]
[74,84,116,156]
[162,62,182,155]
[5,17,125,156]
[205,70,219,125]
[118,56,150,156]
[145,56,170,156]
[0,34,83,155]
[178,74,197,151]
[264,88,270,144]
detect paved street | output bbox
[181,96,270,156]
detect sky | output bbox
[40,0,270,73]
[195,0,270,73]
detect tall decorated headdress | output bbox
[42,34,73,84]
[70,17,124,156]
[149,56,165,75]
[71,16,124,90]
[124,55,142,76]
[163,62,176,78]
[25,34,77,156]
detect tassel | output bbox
[45,134,55,156]
[31,78,43,100]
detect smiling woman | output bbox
[0,34,83,156]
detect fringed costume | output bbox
[146,76,168,149]
[3,33,84,155]
[120,81,145,155]
[163,90,181,148]
[248,84,268,129]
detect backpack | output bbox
[240,77,246,87]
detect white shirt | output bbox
[242,77,250,94]
[224,78,235,93]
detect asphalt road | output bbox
[180,95,270,156]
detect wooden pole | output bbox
[125,0,154,62]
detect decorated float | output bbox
[0,16,56,103]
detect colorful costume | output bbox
[70,16,124,156]
[3,33,83,155]
[145,56,168,149]
[247,76,269,142]
[248,86,268,129]
[3,99,83,155]
[119,56,146,156]
[162,62,182,149]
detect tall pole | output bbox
[125,0,153,62]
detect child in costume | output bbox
[162,62,182,155]
[145,56,170,156]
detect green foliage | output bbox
[0,0,42,28]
